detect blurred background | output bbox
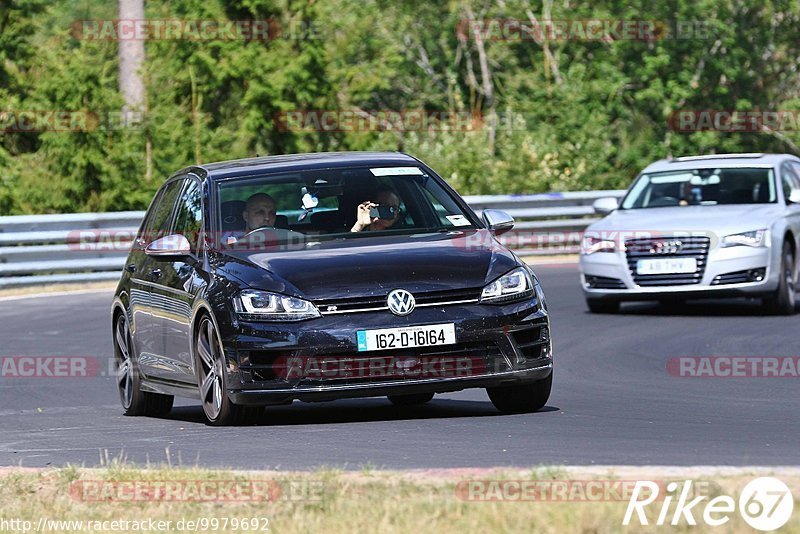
[1,0,799,215]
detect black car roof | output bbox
[181,151,422,181]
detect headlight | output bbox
[233,290,320,321]
[480,267,534,303]
[721,229,767,248]
[581,235,617,254]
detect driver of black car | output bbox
[223,193,277,246]
[243,193,277,231]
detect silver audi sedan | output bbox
[580,153,800,314]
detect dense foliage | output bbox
[1,0,799,214]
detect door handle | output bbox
[151,268,162,280]
[126,263,136,273]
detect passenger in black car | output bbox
[350,189,401,232]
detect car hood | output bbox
[213,229,519,300]
[588,204,783,236]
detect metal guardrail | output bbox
[0,191,626,288]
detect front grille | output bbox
[625,236,710,286]
[585,275,626,289]
[314,287,481,314]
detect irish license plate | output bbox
[636,258,697,275]
[356,323,456,352]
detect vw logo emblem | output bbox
[387,289,415,316]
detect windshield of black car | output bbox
[621,168,777,209]
[214,165,476,251]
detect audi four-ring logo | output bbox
[650,240,683,255]
[387,289,415,316]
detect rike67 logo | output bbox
[623,477,794,531]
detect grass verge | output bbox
[0,465,797,533]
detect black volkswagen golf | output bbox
[112,152,552,425]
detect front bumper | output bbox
[580,244,777,300]
[219,297,552,405]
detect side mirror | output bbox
[482,209,514,236]
[789,190,800,204]
[593,197,619,215]
[145,234,196,263]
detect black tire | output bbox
[114,313,174,417]
[387,392,435,406]
[195,315,262,426]
[487,373,552,414]
[586,298,620,314]
[764,241,796,315]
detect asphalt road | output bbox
[1,264,798,469]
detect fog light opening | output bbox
[748,268,766,282]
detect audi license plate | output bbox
[636,258,697,275]
[356,323,456,352]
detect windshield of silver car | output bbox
[621,168,776,209]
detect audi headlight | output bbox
[233,290,320,321]
[480,267,534,303]
[721,229,767,248]
[581,235,617,255]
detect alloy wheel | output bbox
[114,314,134,409]
[196,317,225,421]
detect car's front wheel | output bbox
[487,373,552,414]
[764,241,796,315]
[195,315,262,426]
[114,313,173,416]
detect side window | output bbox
[172,179,204,253]
[149,180,184,241]
[782,164,800,203]
[790,163,800,201]
[136,188,164,247]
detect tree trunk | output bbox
[118,0,145,111]
[118,0,151,180]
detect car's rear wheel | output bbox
[764,241,796,315]
[487,373,552,414]
[195,316,262,426]
[387,392,434,406]
[586,298,620,314]
[114,313,173,416]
